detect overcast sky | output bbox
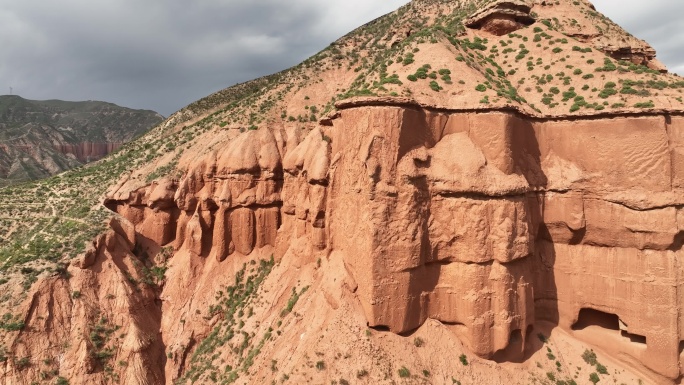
[0,0,682,117]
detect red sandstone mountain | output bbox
[0,0,683,384]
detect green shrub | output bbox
[589,372,600,384]
[596,363,608,374]
[475,84,487,92]
[635,101,655,108]
[537,333,547,343]
[620,86,638,94]
[598,88,617,98]
[562,89,577,101]
[398,366,410,378]
[596,58,617,71]
[459,354,468,365]
[582,350,598,365]
[429,81,442,92]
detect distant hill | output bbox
[0,95,163,186]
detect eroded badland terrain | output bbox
[1,0,684,384]
[0,96,163,186]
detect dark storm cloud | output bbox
[1,0,683,116]
[0,0,406,116]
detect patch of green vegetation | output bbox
[459,354,468,366]
[86,314,120,381]
[595,58,617,72]
[635,101,655,108]
[0,313,24,331]
[589,372,600,384]
[596,362,608,374]
[281,285,310,317]
[180,257,275,384]
[429,81,443,92]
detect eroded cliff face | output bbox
[104,126,329,262]
[0,216,166,385]
[66,100,682,383]
[332,102,684,380]
[53,142,123,163]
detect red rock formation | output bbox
[324,101,684,379]
[8,1,684,383]
[99,98,684,381]
[105,128,291,264]
[53,142,123,163]
[466,0,535,36]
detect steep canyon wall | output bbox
[104,102,684,381]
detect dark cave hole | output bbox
[572,308,646,345]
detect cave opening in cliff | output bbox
[572,308,647,345]
[369,324,391,332]
[572,308,620,331]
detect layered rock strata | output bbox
[53,142,123,163]
[103,99,684,381]
[465,0,535,36]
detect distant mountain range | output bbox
[0,95,163,186]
